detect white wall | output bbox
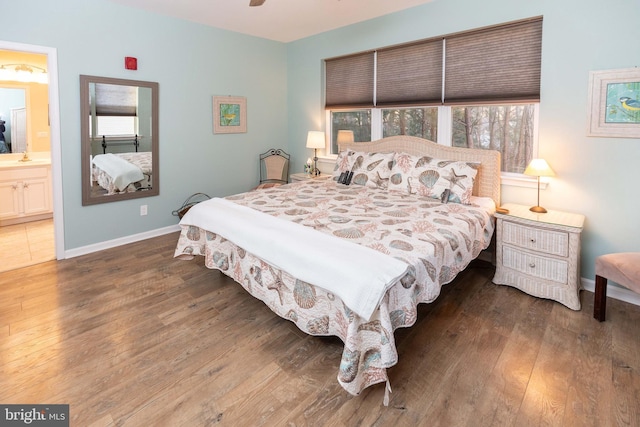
[0,0,288,250]
[286,0,640,281]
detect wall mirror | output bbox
[0,49,50,155]
[80,75,159,205]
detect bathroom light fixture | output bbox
[524,158,555,213]
[0,63,48,84]
[306,131,325,176]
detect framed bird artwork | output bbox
[213,96,247,134]
[587,67,640,138]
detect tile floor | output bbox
[0,219,55,273]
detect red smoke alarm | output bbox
[125,57,137,70]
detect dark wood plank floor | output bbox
[1,232,638,426]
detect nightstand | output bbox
[290,173,330,182]
[492,203,585,310]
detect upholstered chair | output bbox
[593,253,640,321]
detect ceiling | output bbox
[107,0,437,43]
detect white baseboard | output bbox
[581,277,640,307]
[64,224,181,259]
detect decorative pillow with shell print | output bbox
[332,149,356,181]
[349,151,396,189]
[388,153,479,204]
[331,150,356,181]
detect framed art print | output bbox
[587,68,640,138]
[213,96,247,134]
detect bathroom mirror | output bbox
[80,75,159,205]
[0,49,50,155]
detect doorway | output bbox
[0,41,64,272]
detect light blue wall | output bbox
[0,0,287,249]
[286,0,640,280]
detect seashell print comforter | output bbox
[174,179,495,397]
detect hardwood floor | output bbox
[1,232,639,426]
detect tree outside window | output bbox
[452,104,535,174]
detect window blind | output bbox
[325,52,375,109]
[444,17,543,104]
[324,16,542,109]
[376,39,443,107]
[94,83,138,116]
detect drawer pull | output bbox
[530,238,536,243]
[529,263,536,268]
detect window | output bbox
[330,104,537,174]
[324,17,542,175]
[90,116,137,138]
[89,82,139,139]
[330,110,371,153]
[382,107,438,140]
[452,104,536,174]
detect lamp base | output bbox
[529,205,547,213]
[313,152,320,176]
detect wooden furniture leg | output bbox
[594,274,607,322]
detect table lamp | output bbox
[524,158,555,213]
[306,131,325,176]
[336,130,355,146]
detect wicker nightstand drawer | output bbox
[502,221,569,257]
[502,246,569,284]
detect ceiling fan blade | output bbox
[249,0,266,6]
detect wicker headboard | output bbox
[339,135,501,206]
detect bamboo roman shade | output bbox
[325,52,375,109]
[324,17,542,109]
[94,83,138,116]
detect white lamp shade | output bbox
[336,130,355,144]
[524,158,555,177]
[306,131,325,149]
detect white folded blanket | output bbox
[92,153,144,191]
[180,198,409,320]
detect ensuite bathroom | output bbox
[0,49,54,273]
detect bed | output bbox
[91,151,153,195]
[174,135,501,401]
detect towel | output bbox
[180,198,409,320]
[92,153,144,191]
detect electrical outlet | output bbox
[140,205,148,216]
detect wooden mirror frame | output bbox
[80,75,159,206]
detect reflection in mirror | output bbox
[80,75,159,205]
[0,49,50,155]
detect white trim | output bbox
[437,105,452,146]
[582,277,640,308]
[0,40,65,260]
[65,224,181,259]
[370,108,382,141]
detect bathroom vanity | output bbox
[0,154,52,226]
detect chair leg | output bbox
[594,275,608,322]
